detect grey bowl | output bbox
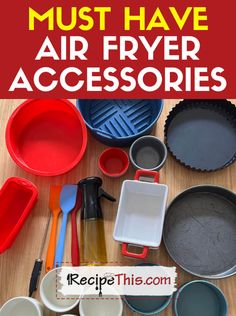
[129,136,167,171]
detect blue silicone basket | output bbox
[77,99,163,147]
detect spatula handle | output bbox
[54,214,68,267]
[46,213,59,272]
[29,259,43,297]
[71,211,80,266]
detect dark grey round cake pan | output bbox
[163,185,236,279]
[164,99,236,172]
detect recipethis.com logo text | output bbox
[56,266,177,298]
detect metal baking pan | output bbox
[164,99,236,171]
[173,280,228,316]
[163,185,236,279]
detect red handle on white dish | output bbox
[122,243,149,259]
[134,170,159,183]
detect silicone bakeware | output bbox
[77,99,163,147]
[6,99,87,176]
[98,148,130,177]
[0,177,38,253]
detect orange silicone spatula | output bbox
[45,185,62,272]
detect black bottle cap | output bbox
[79,177,116,220]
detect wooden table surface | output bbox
[0,99,236,316]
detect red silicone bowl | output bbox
[98,148,130,178]
[6,99,87,176]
